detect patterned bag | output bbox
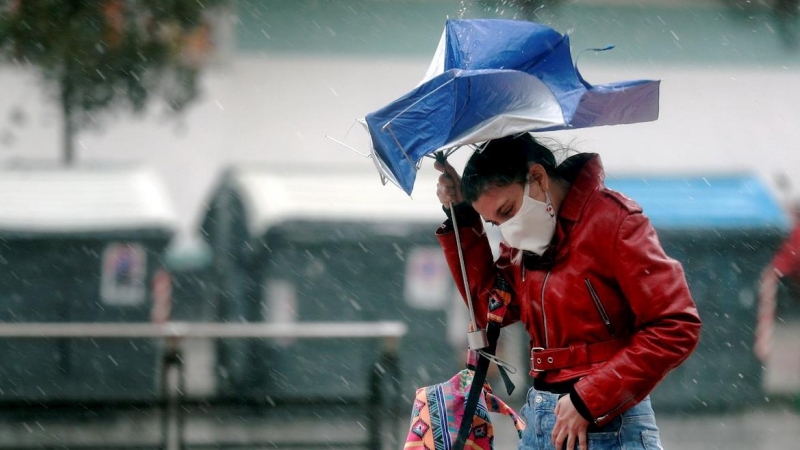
[404,368,525,450]
[404,272,522,449]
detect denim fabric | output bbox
[517,387,663,450]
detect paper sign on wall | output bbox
[100,242,147,306]
[404,247,451,310]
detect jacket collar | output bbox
[520,153,604,270]
[557,153,604,224]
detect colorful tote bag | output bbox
[404,368,525,450]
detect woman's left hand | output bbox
[552,394,589,450]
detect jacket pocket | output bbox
[585,278,615,337]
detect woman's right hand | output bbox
[434,159,464,206]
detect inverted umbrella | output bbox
[358,17,661,351]
[363,18,660,195]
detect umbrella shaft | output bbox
[449,201,480,334]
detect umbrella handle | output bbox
[436,152,488,351]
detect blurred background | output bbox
[0,0,799,449]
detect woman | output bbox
[754,200,800,363]
[434,133,701,450]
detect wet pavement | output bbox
[1,402,799,449]
[2,327,800,450]
[659,406,800,450]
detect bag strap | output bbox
[453,320,501,450]
[465,276,517,395]
[453,273,515,450]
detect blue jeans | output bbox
[517,387,664,450]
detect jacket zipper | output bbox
[523,265,551,347]
[585,278,615,337]
[594,394,636,424]
[541,271,551,348]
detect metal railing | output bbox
[0,321,407,450]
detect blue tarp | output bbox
[605,175,789,230]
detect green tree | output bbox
[0,0,229,164]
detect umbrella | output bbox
[363,18,661,196]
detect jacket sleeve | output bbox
[435,207,520,329]
[770,223,800,278]
[573,212,702,425]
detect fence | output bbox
[0,321,407,450]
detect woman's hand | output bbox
[434,159,464,206]
[552,395,589,450]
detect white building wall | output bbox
[1,55,798,243]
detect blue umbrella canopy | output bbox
[363,19,660,195]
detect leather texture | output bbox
[436,154,701,426]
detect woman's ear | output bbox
[529,164,550,192]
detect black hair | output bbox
[461,133,558,204]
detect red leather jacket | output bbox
[436,154,701,425]
[770,220,800,281]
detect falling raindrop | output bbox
[458,0,469,19]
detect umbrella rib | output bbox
[325,135,370,158]
[384,123,418,171]
[379,75,457,133]
[420,145,476,164]
[422,147,459,161]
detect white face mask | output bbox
[498,181,556,255]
